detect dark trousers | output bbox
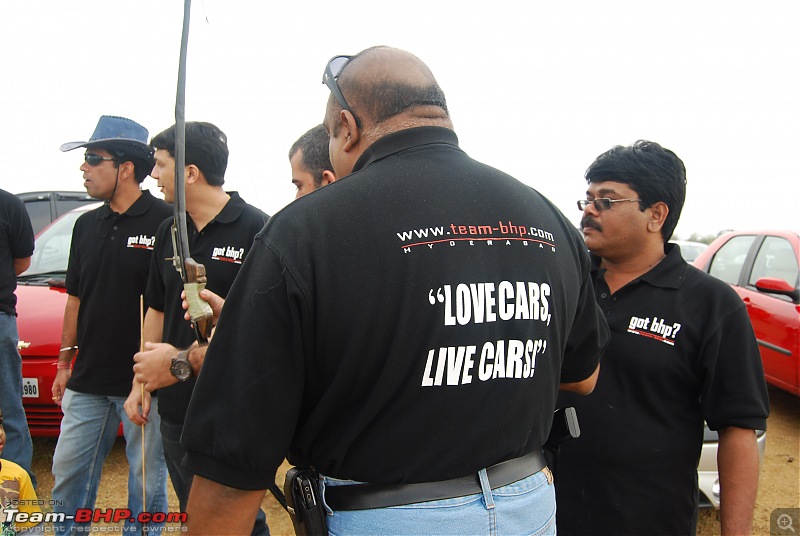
[161,418,270,535]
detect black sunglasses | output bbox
[84,153,116,166]
[323,55,361,128]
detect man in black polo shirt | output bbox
[51,116,171,535]
[556,140,769,535]
[0,189,35,488]
[122,121,269,535]
[181,46,608,535]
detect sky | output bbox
[1,0,797,238]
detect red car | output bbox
[693,230,800,396]
[16,202,101,436]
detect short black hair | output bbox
[288,125,332,187]
[585,140,686,242]
[96,143,152,183]
[150,122,229,186]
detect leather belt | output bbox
[324,449,547,511]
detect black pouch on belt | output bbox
[284,467,328,536]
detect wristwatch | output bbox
[170,348,194,382]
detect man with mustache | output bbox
[556,140,769,535]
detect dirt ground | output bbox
[28,384,799,535]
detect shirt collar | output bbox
[591,242,688,290]
[207,191,245,225]
[97,189,156,220]
[351,126,460,174]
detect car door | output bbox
[742,235,800,394]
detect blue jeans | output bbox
[0,312,35,487]
[161,418,269,535]
[51,389,168,535]
[321,468,556,536]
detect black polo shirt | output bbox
[65,190,172,397]
[183,126,608,490]
[556,244,770,535]
[0,189,34,316]
[146,192,267,424]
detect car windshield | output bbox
[680,243,706,262]
[19,210,85,277]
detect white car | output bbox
[698,426,767,508]
[669,239,708,262]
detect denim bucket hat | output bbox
[60,115,154,165]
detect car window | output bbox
[708,235,756,285]
[23,199,52,236]
[23,210,84,276]
[748,236,799,288]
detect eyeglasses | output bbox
[322,55,361,127]
[577,198,641,211]
[84,153,116,166]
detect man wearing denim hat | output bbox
[51,116,171,535]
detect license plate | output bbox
[22,377,39,398]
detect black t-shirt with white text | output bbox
[556,245,769,535]
[146,192,267,424]
[65,191,172,397]
[183,127,609,490]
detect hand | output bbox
[51,369,70,407]
[124,381,152,425]
[133,342,179,391]
[182,289,225,324]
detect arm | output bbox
[560,363,600,394]
[124,308,165,422]
[14,256,31,276]
[185,476,266,535]
[142,307,164,345]
[52,295,80,406]
[717,426,759,535]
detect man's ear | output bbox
[647,201,669,233]
[185,164,202,185]
[320,170,337,186]
[340,110,360,152]
[118,160,136,182]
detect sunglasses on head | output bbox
[84,153,116,166]
[322,55,361,128]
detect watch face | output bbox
[171,357,192,381]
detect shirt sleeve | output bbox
[560,235,608,383]
[182,237,307,490]
[145,221,169,313]
[64,215,84,297]
[699,288,770,431]
[8,196,34,259]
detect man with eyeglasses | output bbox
[556,140,769,535]
[181,46,608,535]
[51,115,171,535]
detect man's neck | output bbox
[186,186,230,232]
[601,243,666,294]
[108,186,143,214]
